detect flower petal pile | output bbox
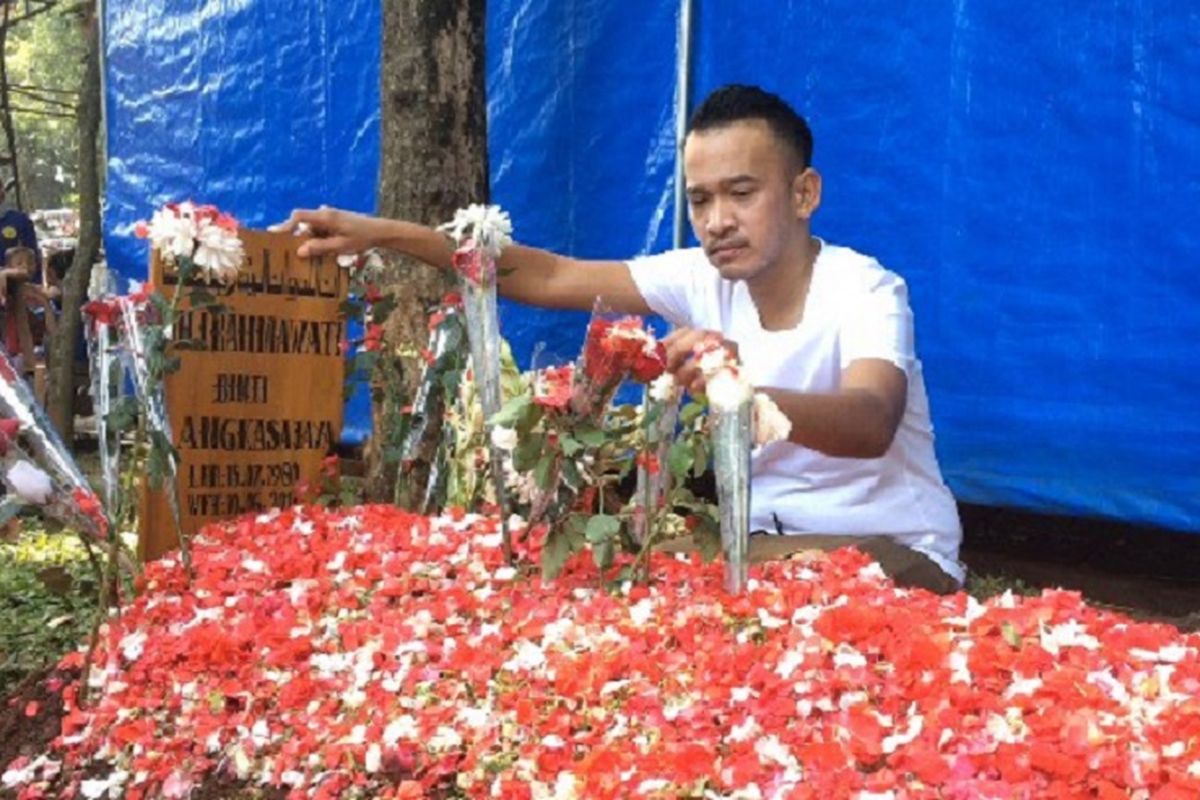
[7,506,1200,799]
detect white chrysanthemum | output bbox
[696,345,730,376]
[648,372,677,404]
[439,203,513,257]
[5,460,53,505]
[147,208,197,262]
[752,392,791,445]
[490,425,519,451]
[192,220,244,283]
[706,370,752,410]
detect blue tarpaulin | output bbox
[102,1,1200,533]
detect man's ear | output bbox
[792,168,822,220]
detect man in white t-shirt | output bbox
[279,84,964,592]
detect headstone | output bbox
[139,230,348,561]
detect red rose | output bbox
[82,299,121,329]
[0,417,20,455]
[363,323,385,352]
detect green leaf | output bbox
[559,455,582,489]
[592,539,615,571]
[692,517,722,562]
[513,434,544,472]
[1001,621,1022,649]
[355,351,380,373]
[584,514,621,544]
[490,392,533,429]
[541,528,575,580]
[560,436,583,457]
[104,396,139,432]
[442,324,464,354]
[439,370,462,395]
[692,439,710,478]
[187,288,217,306]
[679,401,705,426]
[533,453,556,490]
[574,426,607,447]
[371,295,398,322]
[667,440,694,480]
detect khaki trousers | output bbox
[656,533,960,595]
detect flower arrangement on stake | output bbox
[632,370,679,544]
[437,203,515,561]
[490,309,675,578]
[390,294,467,512]
[690,335,792,593]
[0,353,111,546]
[125,201,247,577]
[0,344,137,706]
[80,299,123,514]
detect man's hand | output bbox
[272,207,390,258]
[662,328,739,396]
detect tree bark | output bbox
[46,0,100,438]
[370,0,489,499]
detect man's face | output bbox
[683,120,805,283]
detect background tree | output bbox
[45,0,99,437]
[5,3,83,209]
[369,0,488,498]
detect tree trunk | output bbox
[46,0,100,438]
[369,0,488,499]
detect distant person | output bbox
[0,183,41,282]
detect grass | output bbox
[964,570,1039,602]
[0,519,99,695]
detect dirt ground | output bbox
[959,503,1200,630]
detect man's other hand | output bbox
[662,328,740,396]
[271,207,385,259]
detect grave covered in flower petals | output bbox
[5,505,1200,798]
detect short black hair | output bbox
[686,84,813,168]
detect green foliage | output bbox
[0,524,97,693]
[7,6,86,208]
[965,572,1038,602]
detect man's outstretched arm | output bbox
[275,207,652,316]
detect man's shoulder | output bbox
[819,242,907,294]
[627,246,707,267]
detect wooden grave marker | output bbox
[139,230,348,561]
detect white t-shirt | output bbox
[627,242,964,584]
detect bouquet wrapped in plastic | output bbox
[439,204,515,558]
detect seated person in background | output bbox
[277,84,965,593]
[0,183,41,280]
[0,247,56,372]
